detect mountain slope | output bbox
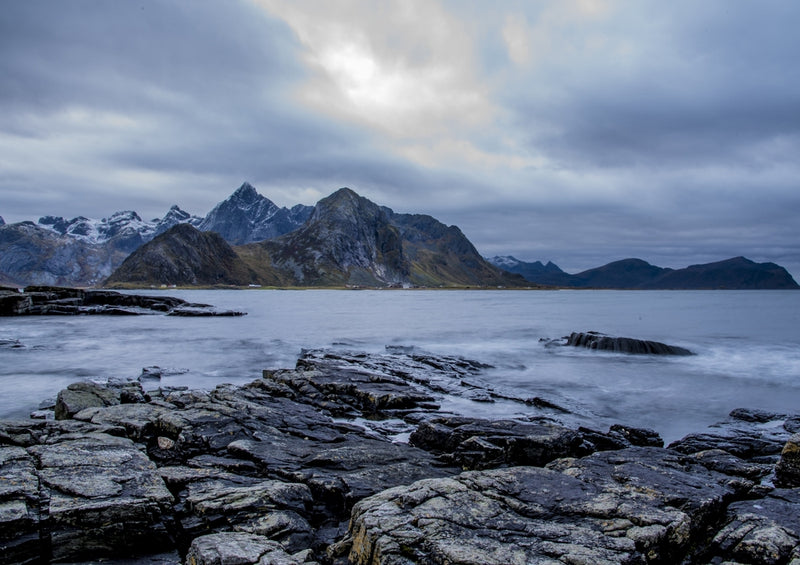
[197,182,313,245]
[106,224,258,286]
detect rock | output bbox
[346,448,740,565]
[5,350,800,564]
[409,416,585,469]
[668,409,793,460]
[3,431,175,564]
[563,331,694,355]
[0,286,246,317]
[775,432,800,488]
[55,380,147,420]
[167,307,247,317]
[710,489,800,564]
[139,366,190,381]
[186,532,319,565]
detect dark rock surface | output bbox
[0,286,245,317]
[550,331,694,355]
[1,349,798,565]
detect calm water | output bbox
[1,289,798,443]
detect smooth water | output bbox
[1,289,798,443]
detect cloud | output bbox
[0,0,798,278]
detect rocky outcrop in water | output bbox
[0,349,798,564]
[0,286,245,317]
[547,331,694,355]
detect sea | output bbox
[1,289,798,444]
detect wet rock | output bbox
[409,416,585,469]
[139,366,190,381]
[710,489,800,564]
[346,447,740,565]
[167,308,246,317]
[0,445,41,564]
[159,465,314,553]
[668,409,793,460]
[775,432,800,488]
[0,431,175,564]
[562,331,694,355]
[186,532,319,565]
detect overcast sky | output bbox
[2,1,799,278]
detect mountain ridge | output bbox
[488,256,799,289]
[108,188,527,288]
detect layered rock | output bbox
[0,286,245,317]
[1,349,798,565]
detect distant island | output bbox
[1,182,796,289]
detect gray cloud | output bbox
[1,0,798,279]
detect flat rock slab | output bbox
[346,447,744,565]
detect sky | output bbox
[2,1,799,278]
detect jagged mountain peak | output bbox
[197,182,312,245]
[230,181,260,203]
[311,187,385,224]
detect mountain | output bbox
[197,182,313,245]
[491,256,799,289]
[487,256,570,286]
[640,256,799,289]
[110,188,527,288]
[153,205,204,236]
[0,216,5,226]
[0,222,126,287]
[0,182,309,286]
[105,223,257,287]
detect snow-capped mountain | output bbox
[153,205,204,237]
[1,182,312,286]
[197,182,313,245]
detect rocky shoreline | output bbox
[0,286,246,317]
[1,348,798,564]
